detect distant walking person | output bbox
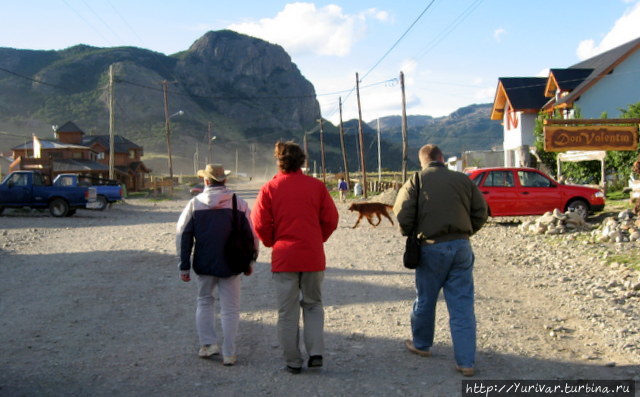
[353,181,362,198]
[338,178,348,202]
[393,144,487,377]
[252,141,339,374]
[176,163,258,366]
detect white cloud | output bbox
[474,86,496,101]
[228,3,388,57]
[493,28,506,42]
[536,68,550,77]
[577,1,640,59]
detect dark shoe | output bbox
[285,365,302,374]
[404,339,432,357]
[456,365,475,377]
[308,355,323,368]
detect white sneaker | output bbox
[223,356,237,366]
[198,344,220,358]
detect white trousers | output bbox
[195,274,241,358]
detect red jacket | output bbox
[252,170,339,272]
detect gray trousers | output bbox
[196,274,241,358]
[273,271,325,368]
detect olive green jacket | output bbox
[393,162,488,242]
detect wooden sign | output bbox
[544,125,638,152]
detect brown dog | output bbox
[348,202,395,228]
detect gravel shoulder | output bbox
[0,181,638,396]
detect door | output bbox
[516,170,561,214]
[478,170,519,216]
[2,173,32,204]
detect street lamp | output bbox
[163,106,184,184]
[208,135,216,164]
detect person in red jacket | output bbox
[252,141,339,374]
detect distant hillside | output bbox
[0,30,501,175]
[370,104,503,157]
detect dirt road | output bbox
[0,180,638,396]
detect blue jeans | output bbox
[411,239,476,368]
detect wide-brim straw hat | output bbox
[197,164,230,182]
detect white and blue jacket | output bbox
[176,185,258,277]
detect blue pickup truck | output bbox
[0,171,96,217]
[53,174,123,211]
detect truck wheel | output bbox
[49,198,69,217]
[96,195,108,211]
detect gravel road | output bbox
[0,180,638,396]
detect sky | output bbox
[2,0,640,125]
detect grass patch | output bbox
[606,190,629,200]
[604,198,633,213]
[603,254,640,271]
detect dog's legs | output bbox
[372,214,382,226]
[352,214,363,228]
[366,214,378,227]
[381,211,395,225]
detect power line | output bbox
[60,0,114,47]
[106,0,148,49]
[0,66,62,88]
[415,0,484,60]
[360,0,437,82]
[79,0,127,44]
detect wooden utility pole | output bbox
[318,118,326,183]
[355,72,367,198]
[207,122,213,164]
[377,117,383,184]
[251,143,256,178]
[303,133,309,172]
[162,80,174,186]
[338,97,350,189]
[400,71,409,182]
[108,64,115,180]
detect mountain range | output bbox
[0,30,502,176]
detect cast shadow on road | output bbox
[0,203,181,229]
[1,249,637,396]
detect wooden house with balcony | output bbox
[491,36,640,167]
[10,121,151,191]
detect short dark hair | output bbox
[274,141,306,173]
[418,144,443,165]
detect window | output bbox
[484,171,515,187]
[73,152,83,159]
[518,171,552,187]
[11,173,28,186]
[97,152,105,160]
[469,172,485,186]
[129,149,136,159]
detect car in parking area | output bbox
[189,183,204,196]
[465,167,605,219]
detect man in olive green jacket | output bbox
[393,144,487,377]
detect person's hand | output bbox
[180,271,191,282]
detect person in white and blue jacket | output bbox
[176,163,259,366]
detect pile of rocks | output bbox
[519,208,592,235]
[519,208,640,244]
[594,210,640,243]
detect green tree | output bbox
[534,103,640,186]
[606,102,640,182]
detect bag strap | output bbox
[231,193,239,229]
[412,172,421,237]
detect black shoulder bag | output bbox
[403,172,421,269]
[224,194,258,275]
